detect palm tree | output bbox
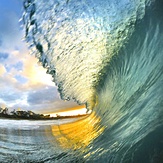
[0,107,3,113]
[2,107,8,115]
[11,109,17,116]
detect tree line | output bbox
[0,107,51,120]
[0,107,88,120]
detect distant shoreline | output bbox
[0,114,88,120]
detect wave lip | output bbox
[22,0,163,162]
[23,0,147,108]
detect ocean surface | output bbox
[1,0,163,162]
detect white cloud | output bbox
[0,46,78,113]
[0,1,79,114]
[0,65,6,76]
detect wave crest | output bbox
[23,0,147,108]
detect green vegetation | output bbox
[0,107,51,120]
[0,107,87,120]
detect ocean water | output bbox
[1,0,163,162]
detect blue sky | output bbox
[0,0,77,113]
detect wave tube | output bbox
[22,0,163,162]
[22,0,148,109]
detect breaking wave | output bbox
[17,0,163,162]
[23,0,150,108]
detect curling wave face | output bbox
[21,0,163,162]
[23,0,148,108]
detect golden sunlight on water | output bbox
[48,105,90,117]
[50,112,105,152]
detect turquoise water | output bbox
[0,0,163,162]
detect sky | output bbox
[0,0,80,114]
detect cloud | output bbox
[0,48,77,114]
[0,65,6,76]
[0,0,79,114]
[21,54,55,87]
[0,52,9,61]
[14,75,28,84]
[0,91,18,102]
[0,71,78,114]
[13,61,23,71]
[27,86,59,105]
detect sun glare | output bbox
[49,107,91,117]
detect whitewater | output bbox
[0,0,163,162]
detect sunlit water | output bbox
[0,0,163,162]
[0,117,87,163]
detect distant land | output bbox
[0,107,88,120]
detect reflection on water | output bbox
[51,112,105,152]
[0,114,105,162]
